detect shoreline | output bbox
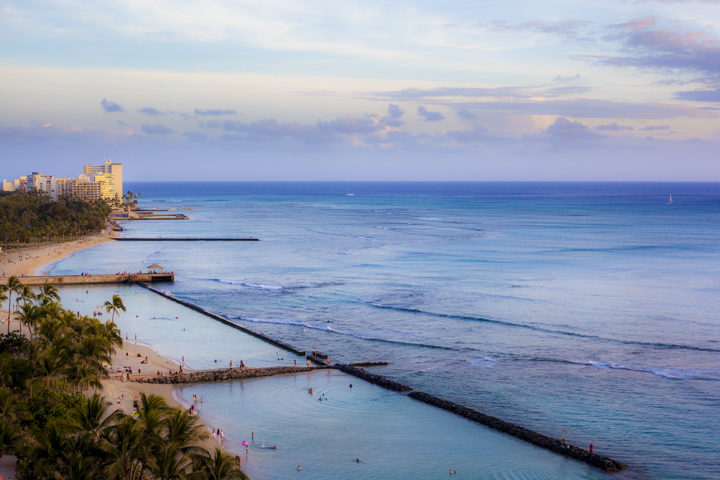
[0,231,118,278]
[0,230,227,475]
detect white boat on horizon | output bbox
[669,194,673,205]
[347,193,354,196]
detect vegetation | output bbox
[0,190,111,248]
[0,278,248,479]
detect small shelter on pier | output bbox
[147,264,165,274]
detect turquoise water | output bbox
[56,284,303,369]
[175,370,609,480]
[47,182,720,479]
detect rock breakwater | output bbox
[135,366,327,385]
[408,391,627,472]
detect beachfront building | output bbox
[71,175,102,201]
[55,177,76,196]
[84,159,123,200]
[2,179,13,192]
[27,172,58,200]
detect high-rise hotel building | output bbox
[84,159,123,200]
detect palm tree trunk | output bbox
[7,292,11,335]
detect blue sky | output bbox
[1,0,719,180]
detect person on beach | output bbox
[590,444,594,453]
[221,430,224,441]
[212,429,216,439]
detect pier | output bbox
[112,238,259,242]
[0,272,174,286]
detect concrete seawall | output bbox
[135,366,328,384]
[0,273,174,286]
[136,282,305,356]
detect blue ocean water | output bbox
[49,182,720,479]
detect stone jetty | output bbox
[408,391,627,472]
[135,366,328,385]
[333,363,412,392]
[133,284,628,472]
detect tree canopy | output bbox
[0,190,111,245]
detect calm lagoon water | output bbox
[174,371,609,480]
[48,182,720,479]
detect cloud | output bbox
[182,131,208,141]
[447,99,713,119]
[487,19,590,38]
[215,118,337,143]
[194,109,238,116]
[208,113,385,142]
[385,104,405,127]
[117,120,128,127]
[554,74,582,83]
[388,104,405,118]
[446,126,499,143]
[641,125,671,130]
[101,98,124,113]
[597,122,634,131]
[674,88,720,102]
[326,116,379,133]
[417,106,445,121]
[457,108,477,119]
[545,117,604,140]
[138,107,164,115]
[141,123,174,135]
[595,17,720,77]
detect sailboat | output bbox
[669,194,673,205]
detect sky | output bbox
[1,0,719,181]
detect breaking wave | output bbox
[225,316,454,351]
[369,304,720,353]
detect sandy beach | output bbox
[0,232,225,479]
[0,231,117,278]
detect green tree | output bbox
[0,417,24,464]
[5,276,22,335]
[103,295,126,323]
[195,448,249,480]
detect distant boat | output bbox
[347,193,354,196]
[669,194,673,205]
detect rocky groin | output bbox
[333,363,413,392]
[134,366,327,385]
[407,391,627,472]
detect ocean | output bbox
[49,182,720,479]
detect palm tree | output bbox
[36,352,65,390]
[0,287,7,326]
[70,393,116,443]
[38,282,60,304]
[153,442,193,480]
[101,414,146,480]
[195,448,249,480]
[4,276,22,334]
[0,388,26,422]
[0,417,24,464]
[15,302,40,338]
[103,294,126,323]
[17,284,36,307]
